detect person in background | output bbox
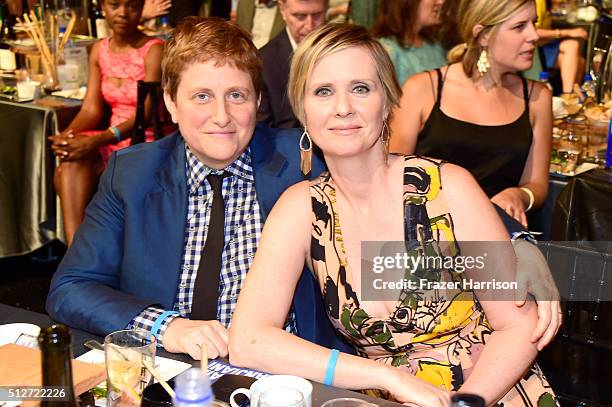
[236,0,284,48]
[141,0,172,22]
[49,0,163,246]
[229,23,557,406]
[534,0,587,95]
[47,17,352,361]
[372,0,447,87]
[390,0,551,228]
[348,0,379,29]
[258,0,327,128]
[326,0,348,22]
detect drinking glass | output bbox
[557,133,583,174]
[104,329,156,407]
[258,387,306,407]
[320,398,378,407]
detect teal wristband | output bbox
[324,349,340,386]
[108,126,121,143]
[151,310,179,342]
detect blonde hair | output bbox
[288,23,402,131]
[448,0,532,77]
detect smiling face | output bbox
[416,0,445,28]
[163,60,257,169]
[279,0,327,44]
[486,1,539,73]
[101,0,143,36]
[303,46,387,160]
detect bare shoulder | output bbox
[269,180,312,218]
[528,80,552,107]
[402,70,435,95]
[90,40,101,60]
[439,162,480,191]
[145,41,164,61]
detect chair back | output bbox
[537,241,612,406]
[132,80,165,145]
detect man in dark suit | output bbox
[46,17,352,360]
[258,0,327,128]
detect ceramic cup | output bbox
[229,375,312,407]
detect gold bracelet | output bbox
[520,187,535,212]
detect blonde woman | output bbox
[390,0,552,228]
[229,23,556,406]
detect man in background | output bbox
[257,0,327,128]
[236,0,284,49]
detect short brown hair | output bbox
[371,0,438,47]
[288,23,402,130]
[162,17,262,101]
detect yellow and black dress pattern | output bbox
[309,156,557,406]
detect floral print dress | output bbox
[308,156,557,406]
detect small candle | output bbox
[0,49,17,71]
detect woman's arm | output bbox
[59,41,105,135]
[229,182,449,407]
[389,71,436,154]
[490,81,552,225]
[442,164,540,405]
[537,27,588,43]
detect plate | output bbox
[0,323,40,347]
[550,162,599,177]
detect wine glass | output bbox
[258,387,306,407]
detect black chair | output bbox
[131,80,166,145]
[537,241,612,406]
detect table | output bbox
[0,304,401,406]
[0,97,80,258]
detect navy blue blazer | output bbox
[46,124,353,353]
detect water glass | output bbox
[558,133,583,174]
[258,387,306,407]
[104,329,156,407]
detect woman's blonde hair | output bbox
[288,23,402,131]
[448,0,532,77]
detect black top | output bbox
[416,68,533,198]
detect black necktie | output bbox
[191,173,227,321]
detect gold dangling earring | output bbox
[300,128,312,176]
[477,48,490,76]
[381,120,390,164]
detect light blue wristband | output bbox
[108,126,121,143]
[151,310,179,342]
[324,349,340,386]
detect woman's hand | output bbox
[141,0,172,21]
[49,130,101,161]
[491,187,528,227]
[383,366,450,407]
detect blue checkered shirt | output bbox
[129,146,263,345]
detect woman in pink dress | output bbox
[49,0,163,246]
